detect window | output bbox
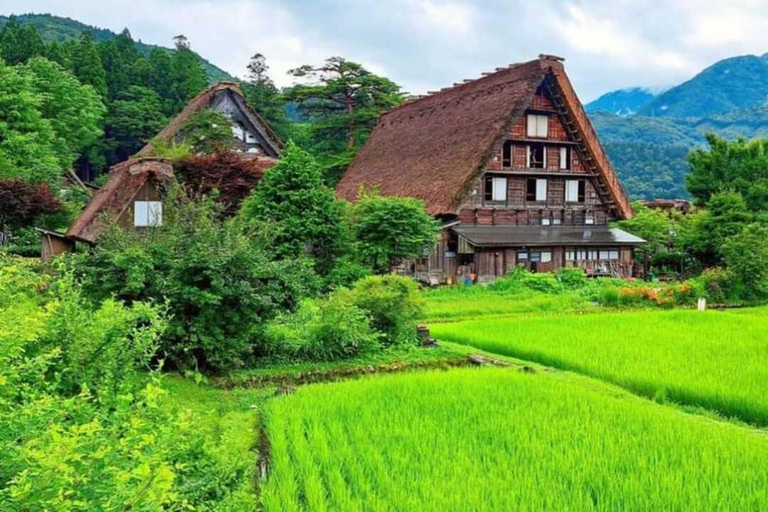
[541,218,551,226]
[585,214,595,225]
[552,218,562,225]
[526,114,549,138]
[526,178,548,202]
[559,147,571,170]
[517,252,528,260]
[246,131,258,143]
[609,250,620,260]
[527,144,546,169]
[502,141,513,167]
[566,180,586,203]
[566,250,575,261]
[134,201,162,227]
[599,250,610,260]
[529,251,552,263]
[231,124,244,140]
[484,176,507,201]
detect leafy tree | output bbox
[70,32,108,99]
[350,189,440,273]
[0,16,45,65]
[0,179,62,233]
[285,56,403,183]
[106,85,166,159]
[0,60,61,183]
[678,192,754,266]
[21,57,106,167]
[241,52,290,139]
[168,35,207,114]
[687,134,768,212]
[722,224,768,298]
[239,141,345,273]
[145,48,175,115]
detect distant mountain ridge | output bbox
[0,13,235,84]
[585,87,656,116]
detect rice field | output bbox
[431,308,768,425]
[261,368,768,511]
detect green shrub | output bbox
[490,267,564,294]
[351,275,424,345]
[556,267,589,288]
[265,289,380,361]
[597,286,621,307]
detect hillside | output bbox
[585,87,656,116]
[639,54,768,118]
[0,13,234,83]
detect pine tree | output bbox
[71,32,108,99]
[99,28,141,100]
[241,53,290,139]
[0,17,45,65]
[168,35,207,114]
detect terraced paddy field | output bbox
[260,367,768,511]
[430,307,768,426]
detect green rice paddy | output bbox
[431,308,768,425]
[261,368,768,511]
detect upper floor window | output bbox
[559,147,571,170]
[502,141,513,167]
[485,175,507,202]
[134,201,163,227]
[527,143,546,169]
[565,180,586,203]
[527,114,549,138]
[526,178,548,202]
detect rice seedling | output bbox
[431,308,768,425]
[261,368,768,511]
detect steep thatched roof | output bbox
[65,158,174,243]
[337,56,632,219]
[137,82,283,158]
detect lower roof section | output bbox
[452,225,645,248]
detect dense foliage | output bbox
[71,190,318,372]
[0,179,61,232]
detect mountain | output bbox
[0,13,235,83]
[585,87,656,116]
[639,54,768,118]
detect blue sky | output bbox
[4,0,768,101]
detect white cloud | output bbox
[4,0,768,100]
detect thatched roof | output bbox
[65,158,174,243]
[137,82,283,158]
[337,55,633,219]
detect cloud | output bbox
[3,0,768,100]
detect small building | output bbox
[41,82,283,260]
[642,199,692,215]
[337,55,645,283]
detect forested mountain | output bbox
[639,54,768,118]
[585,87,656,116]
[0,13,234,83]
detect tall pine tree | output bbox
[168,35,207,114]
[71,32,108,99]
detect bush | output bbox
[265,289,380,361]
[556,267,589,288]
[71,190,318,372]
[490,267,564,294]
[351,275,423,345]
[722,224,768,299]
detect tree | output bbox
[179,110,234,154]
[350,189,440,273]
[0,179,62,233]
[21,57,106,168]
[241,53,290,139]
[71,32,108,99]
[678,192,754,267]
[145,48,175,115]
[168,36,207,114]
[722,224,768,298]
[285,57,403,184]
[0,60,61,183]
[238,142,345,273]
[0,17,45,65]
[687,134,768,212]
[106,86,166,160]
[99,28,141,100]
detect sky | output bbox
[3,0,768,102]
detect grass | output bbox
[431,307,768,426]
[421,285,596,322]
[261,367,768,511]
[159,375,273,509]
[220,345,471,388]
